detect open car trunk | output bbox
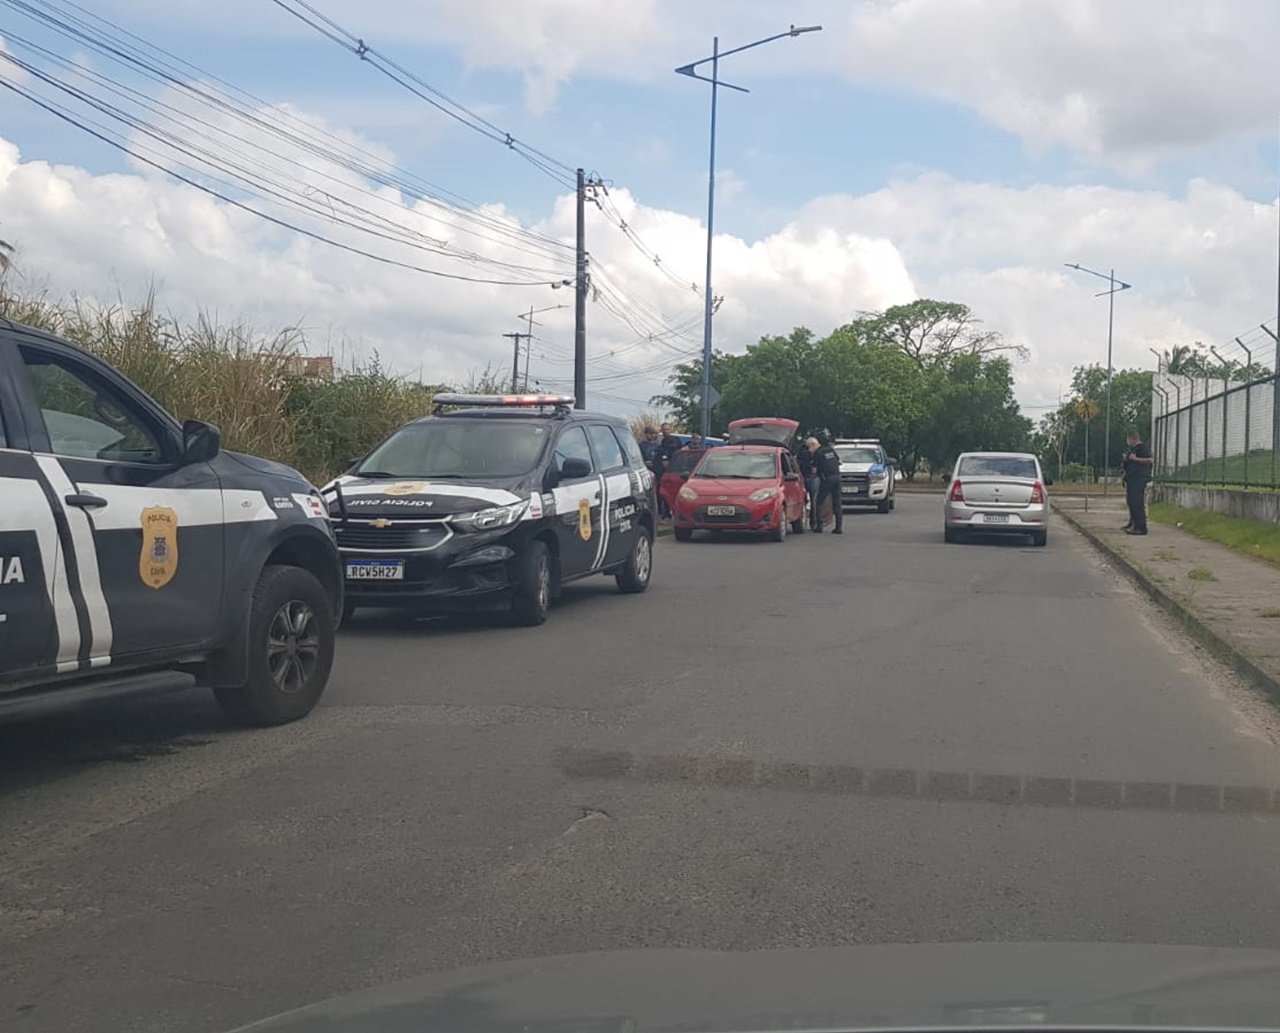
[726,417,799,448]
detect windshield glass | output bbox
[694,450,778,479]
[957,455,1038,479]
[358,420,549,478]
[835,446,880,465]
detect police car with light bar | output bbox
[323,393,655,626]
[833,438,896,513]
[0,320,343,724]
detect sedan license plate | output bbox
[707,505,736,516]
[346,559,405,580]
[983,513,1010,524]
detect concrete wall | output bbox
[1153,483,1280,522]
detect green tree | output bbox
[846,299,1029,371]
[917,354,1030,473]
[718,328,819,428]
[651,350,739,432]
[1068,365,1152,474]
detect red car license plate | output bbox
[707,505,735,516]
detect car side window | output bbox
[612,426,646,470]
[19,345,168,464]
[552,425,594,474]
[586,424,626,472]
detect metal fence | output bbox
[1152,322,1280,489]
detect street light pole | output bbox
[677,24,822,439]
[1066,262,1132,494]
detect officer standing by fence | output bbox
[1122,427,1154,535]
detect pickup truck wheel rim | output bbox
[266,600,320,694]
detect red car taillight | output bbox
[1030,481,1045,504]
[948,478,964,502]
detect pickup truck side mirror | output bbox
[182,419,221,465]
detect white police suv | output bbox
[0,319,342,725]
[324,394,655,626]
[834,438,896,513]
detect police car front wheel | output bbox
[511,541,553,626]
[214,565,336,726]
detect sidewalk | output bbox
[1055,494,1280,699]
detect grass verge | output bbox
[1149,501,1280,568]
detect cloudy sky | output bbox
[1,0,1278,421]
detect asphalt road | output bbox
[6,494,1280,1032]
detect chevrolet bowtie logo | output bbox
[371,518,393,529]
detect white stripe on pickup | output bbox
[35,457,113,664]
[0,473,79,669]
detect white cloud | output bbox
[0,133,913,416]
[97,1,1280,169]
[845,0,1280,167]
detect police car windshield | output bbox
[835,447,880,465]
[694,450,778,479]
[358,420,550,479]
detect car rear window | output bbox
[957,455,1038,479]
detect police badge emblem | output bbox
[139,506,179,589]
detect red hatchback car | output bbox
[673,445,808,542]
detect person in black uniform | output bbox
[1121,427,1154,535]
[813,436,844,534]
[652,422,680,518]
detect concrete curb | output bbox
[1054,503,1280,703]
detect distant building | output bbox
[279,355,335,379]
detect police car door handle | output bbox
[65,492,108,510]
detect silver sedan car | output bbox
[943,451,1050,546]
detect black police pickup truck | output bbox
[324,394,655,625]
[0,320,342,725]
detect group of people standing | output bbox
[797,435,844,534]
[638,422,701,518]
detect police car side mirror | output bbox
[560,457,592,480]
[182,419,221,465]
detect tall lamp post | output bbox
[1066,262,1132,493]
[677,24,822,439]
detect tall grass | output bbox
[0,283,444,483]
[1149,502,1280,568]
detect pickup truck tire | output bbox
[877,499,891,513]
[615,530,653,594]
[214,565,335,727]
[510,540,552,626]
